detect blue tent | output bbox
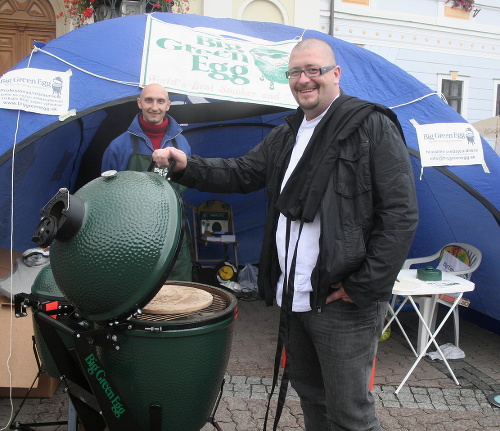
[1,13,499,332]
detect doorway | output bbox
[0,0,56,75]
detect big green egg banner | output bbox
[140,15,298,109]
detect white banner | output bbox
[140,16,298,109]
[410,119,489,177]
[0,68,71,115]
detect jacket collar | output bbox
[128,113,183,142]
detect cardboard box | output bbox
[0,248,59,398]
[0,248,21,279]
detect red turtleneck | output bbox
[139,114,169,150]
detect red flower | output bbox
[446,0,474,12]
[58,0,190,27]
[82,7,93,17]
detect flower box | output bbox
[444,6,470,19]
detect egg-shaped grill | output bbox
[24,170,237,431]
[95,281,236,431]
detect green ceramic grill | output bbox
[44,170,183,322]
[95,280,236,431]
[31,170,237,431]
[30,264,74,379]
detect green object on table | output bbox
[417,266,442,281]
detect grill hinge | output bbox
[144,326,163,333]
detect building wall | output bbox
[200,0,499,128]
[203,0,321,30]
[317,0,500,128]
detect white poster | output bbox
[140,16,298,109]
[0,68,71,115]
[411,119,489,176]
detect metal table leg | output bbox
[395,294,464,394]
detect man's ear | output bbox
[137,97,142,110]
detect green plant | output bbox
[152,0,190,13]
[56,0,95,28]
[56,0,190,29]
[445,0,475,12]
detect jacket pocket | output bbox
[334,139,371,198]
[342,226,366,270]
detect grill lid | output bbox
[38,170,182,322]
[31,264,65,302]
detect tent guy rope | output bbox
[32,46,139,87]
[1,104,22,431]
[1,48,36,430]
[31,46,445,115]
[389,92,447,110]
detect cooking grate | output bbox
[135,291,227,323]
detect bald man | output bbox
[101,83,193,281]
[152,39,418,430]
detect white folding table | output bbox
[383,269,475,394]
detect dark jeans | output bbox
[287,300,387,431]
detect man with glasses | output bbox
[152,38,418,431]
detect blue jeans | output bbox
[287,299,387,431]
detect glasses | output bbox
[285,65,336,80]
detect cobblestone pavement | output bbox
[1,295,500,430]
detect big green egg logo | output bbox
[155,35,290,90]
[156,36,251,85]
[85,353,126,418]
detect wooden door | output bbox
[0,0,56,75]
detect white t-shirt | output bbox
[275,111,328,312]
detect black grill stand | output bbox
[8,335,71,431]
[207,379,225,431]
[13,293,226,431]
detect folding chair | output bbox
[402,243,481,353]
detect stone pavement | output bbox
[1,293,500,430]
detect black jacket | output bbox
[176,95,418,309]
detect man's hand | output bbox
[152,147,187,172]
[326,282,354,304]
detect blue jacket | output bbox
[101,113,191,172]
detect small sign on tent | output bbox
[473,116,500,156]
[0,68,71,116]
[140,16,298,109]
[410,119,489,177]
